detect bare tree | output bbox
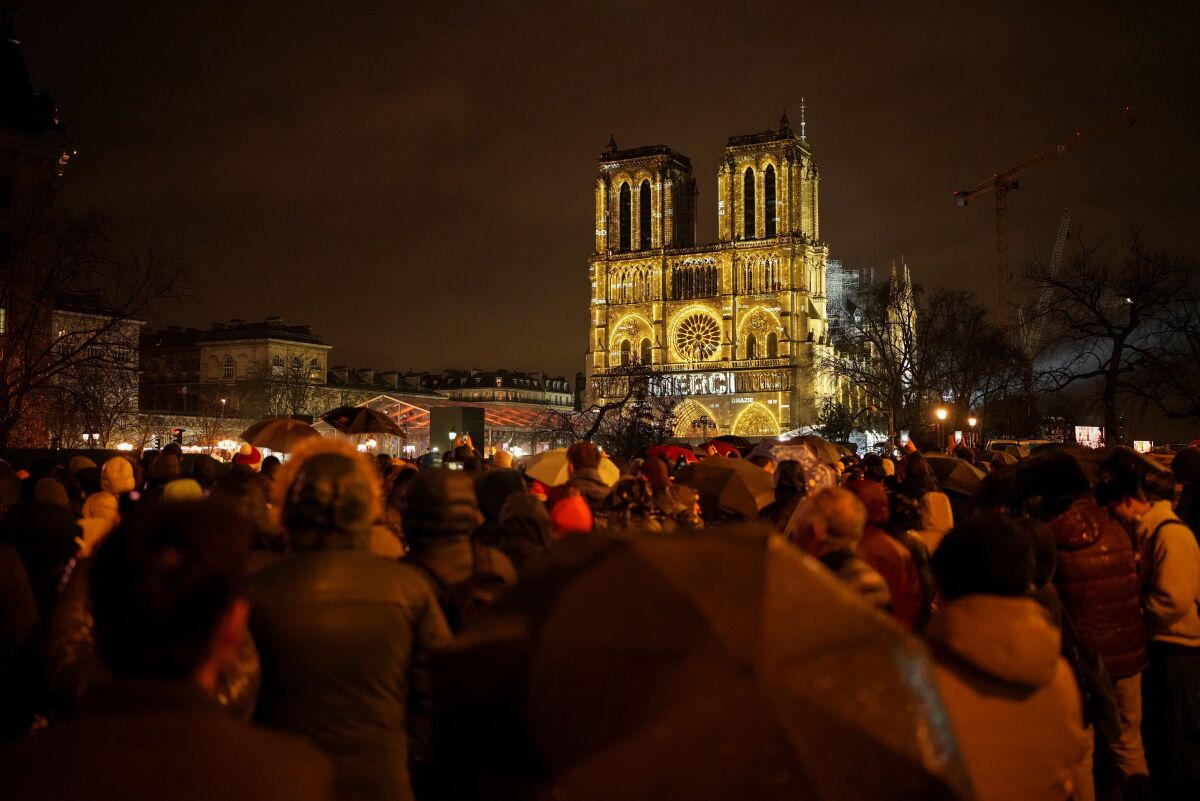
[0,188,186,446]
[1028,232,1194,444]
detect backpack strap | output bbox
[1146,517,1200,609]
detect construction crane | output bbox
[1018,211,1070,359]
[954,106,1137,328]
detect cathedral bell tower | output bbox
[593,139,697,255]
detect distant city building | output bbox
[825,260,875,343]
[586,111,836,438]
[409,369,573,407]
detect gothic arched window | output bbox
[620,339,632,366]
[618,182,631,252]
[746,333,757,360]
[743,167,756,239]
[767,331,778,358]
[639,337,652,365]
[765,164,777,238]
[271,354,284,376]
[639,180,652,250]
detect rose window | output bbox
[674,314,722,361]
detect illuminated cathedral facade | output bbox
[585,112,836,439]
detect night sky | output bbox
[20,2,1200,378]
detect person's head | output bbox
[901,455,938,497]
[492,450,513,470]
[954,446,976,465]
[100,456,137,496]
[1096,471,1150,523]
[499,492,552,549]
[89,500,250,689]
[773,460,807,502]
[68,455,96,477]
[162,478,204,502]
[81,491,120,523]
[210,468,275,545]
[844,477,890,527]
[260,455,281,480]
[161,441,184,459]
[640,456,671,491]
[1172,447,1200,485]
[233,443,263,471]
[931,514,1034,601]
[273,437,382,549]
[399,468,481,548]
[34,477,70,508]
[861,452,886,482]
[475,468,526,522]
[887,492,924,536]
[789,487,867,557]
[748,454,776,475]
[566,441,601,472]
[152,452,181,483]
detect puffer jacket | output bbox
[1048,496,1147,678]
[926,595,1089,801]
[249,550,452,801]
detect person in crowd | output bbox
[1172,447,1200,535]
[954,445,977,466]
[162,477,204,502]
[1043,459,1149,796]
[100,456,139,518]
[492,449,513,469]
[925,514,1090,801]
[1,478,81,619]
[260,454,282,482]
[760,459,807,532]
[147,451,182,494]
[208,469,280,573]
[562,441,612,513]
[639,456,702,531]
[232,443,263,472]
[845,478,923,628]
[493,492,553,581]
[473,468,528,547]
[886,492,936,628]
[0,541,38,741]
[250,438,452,801]
[1101,473,1200,799]
[401,468,517,628]
[786,487,892,613]
[76,491,120,558]
[0,500,334,801]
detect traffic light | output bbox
[171,427,185,444]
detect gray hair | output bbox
[792,487,867,551]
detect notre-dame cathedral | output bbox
[585,111,836,439]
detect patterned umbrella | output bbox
[320,405,404,437]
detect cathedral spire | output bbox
[605,134,618,153]
[799,97,807,141]
[779,109,791,135]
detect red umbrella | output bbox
[646,444,698,464]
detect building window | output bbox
[290,356,302,373]
[222,355,234,379]
[619,339,632,366]
[618,182,631,252]
[765,164,776,238]
[309,358,321,381]
[746,333,757,360]
[767,331,779,358]
[271,354,284,376]
[639,180,652,250]
[639,337,652,365]
[0,307,5,335]
[743,167,756,239]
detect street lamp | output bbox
[219,398,227,417]
[967,415,978,450]
[448,429,457,447]
[934,407,948,452]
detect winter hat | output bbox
[492,450,513,469]
[68,456,96,476]
[931,514,1035,601]
[550,495,592,538]
[82,491,120,522]
[474,469,526,521]
[1171,447,1200,484]
[233,443,263,469]
[152,452,182,482]
[529,480,549,502]
[101,457,136,495]
[162,478,204,502]
[844,478,890,527]
[279,442,381,548]
[34,478,70,508]
[400,469,481,546]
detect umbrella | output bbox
[320,405,404,437]
[676,455,776,518]
[238,418,321,453]
[646,444,698,465]
[701,439,743,457]
[711,434,752,449]
[429,530,973,801]
[986,450,1018,467]
[786,435,843,466]
[924,454,987,498]
[522,448,620,487]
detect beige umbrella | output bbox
[523,448,620,487]
[239,418,321,453]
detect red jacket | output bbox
[1048,496,1147,678]
[858,525,923,629]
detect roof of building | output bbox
[143,318,329,347]
[327,366,441,397]
[599,142,693,170]
[412,369,571,393]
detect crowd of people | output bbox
[0,434,1197,800]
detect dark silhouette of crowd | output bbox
[0,435,1197,800]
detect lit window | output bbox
[271,354,284,376]
[639,337,652,365]
[222,355,234,379]
[291,356,302,373]
[746,333,757,360]
[767,331,778,358]
[620,339,632,366]
[765,165,776,238]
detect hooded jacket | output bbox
[1133,500,1200,647]
[1047,496,1147,678]
[926,595,1089,801]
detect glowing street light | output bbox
[934,407,949,452]
[967,416,978,428]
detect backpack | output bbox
[413,542,510,632]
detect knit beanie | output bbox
[34,477,70,508]
[100,457,136,495]
[82,491,120,522]
[162,478,204,502]
[69,456,97,476]
[550,495,593,538]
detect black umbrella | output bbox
[429,530,973,801]
[676,456,776,518]
[924,454,987,497]
[319,405,404,437]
